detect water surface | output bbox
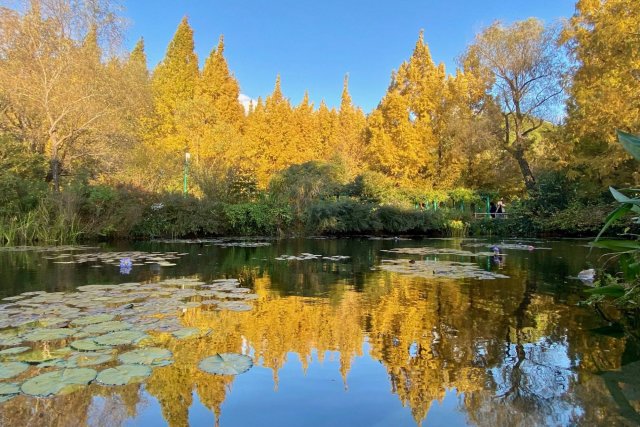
[0,238,638,426]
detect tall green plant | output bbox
[586,130,640,308]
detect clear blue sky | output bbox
[122,0,576,112]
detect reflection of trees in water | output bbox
[1,265,636,426]
[0,383,143,426]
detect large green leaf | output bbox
[595,203,633,242]
[591,240,640,251]
[584,284,627,298]
[610,187,640,205]
[617,129,640,161]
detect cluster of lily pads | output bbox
[216,242,271,248]
[0,245,96,253]
[462,243,550,251]
[378,259,510,280]
[275,253,350,262]
[381,247,498,257]
[0,277,258,401]
[44,251,187,267]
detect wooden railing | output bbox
[473,212,509,219]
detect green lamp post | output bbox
[183,152,190,196]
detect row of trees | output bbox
[0,0,639,235]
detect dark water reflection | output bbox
[0,238,638,426]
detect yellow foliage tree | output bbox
[563,0,640,188]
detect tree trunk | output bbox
[50,157,60,192]
[512,144,536,194]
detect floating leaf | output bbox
[118,348,173,366]
[0,337,23,347]
[15,347,72,364]
[94,330,148,346]
[217,301,252,312]
[0,382,20,402]
[378,259,509,280]
[0,362,29,379]
[198,353,253,376]
[68,352,113,367]
[82,321,132,335]
[70,339,112,352]
[21,328,76,342]
[96,364,151,386]
[70,314,115,326]
[21,368,97,397]
[0,346,30,356]
[172,328,211,340]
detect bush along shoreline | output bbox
[0,162,627,245]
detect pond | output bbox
[0,237,638,426]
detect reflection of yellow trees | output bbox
[2,267,632,427]
[139,269,634,427]
[0,383,142,426]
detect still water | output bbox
[0,237,638,426]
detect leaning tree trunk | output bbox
[512,144,537,194]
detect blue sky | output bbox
[122,0,576,112]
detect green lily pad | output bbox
[0,382,20,396]
[15,347,72,364]
[0,346,31,356]
[172,327,211,340]
[96,364,152,386]
[68,352,113,367]
[37,359,74,368]
[198,353,253,376]
[0,337,23,347]
[94,330,148,346]
[70,314,114,326]
[82,321,132,335]
[118,348,173,366]
[217,301,252,312]
[0,362,29,379]
[21,328,76,342]
[21,368,97,397]
[36,317,69,327]
[70,338,112,352]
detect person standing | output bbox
[489,202,497,218]
[496,200,505,217]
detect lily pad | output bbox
[0,382,20,399]
[70,314,114,326]
[21,368,97,397]
[378,259,510,280]
[96,364,152,386]
[198,353,253,376]
[82,321,132,335]
[0,361,29,379]
[70,338,112,352]
[172,327,211,340]
[0,337,24,347]
[15,347,72,364]
[68,352,113,367]
[217,301,252,312]
[0,346,31,356]
[21,328,76,342]
[118,348,173,366]
[94,330,148,346]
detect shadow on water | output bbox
[0,238,638,426]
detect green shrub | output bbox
[223,200,293,236]
[304,199,446,235]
